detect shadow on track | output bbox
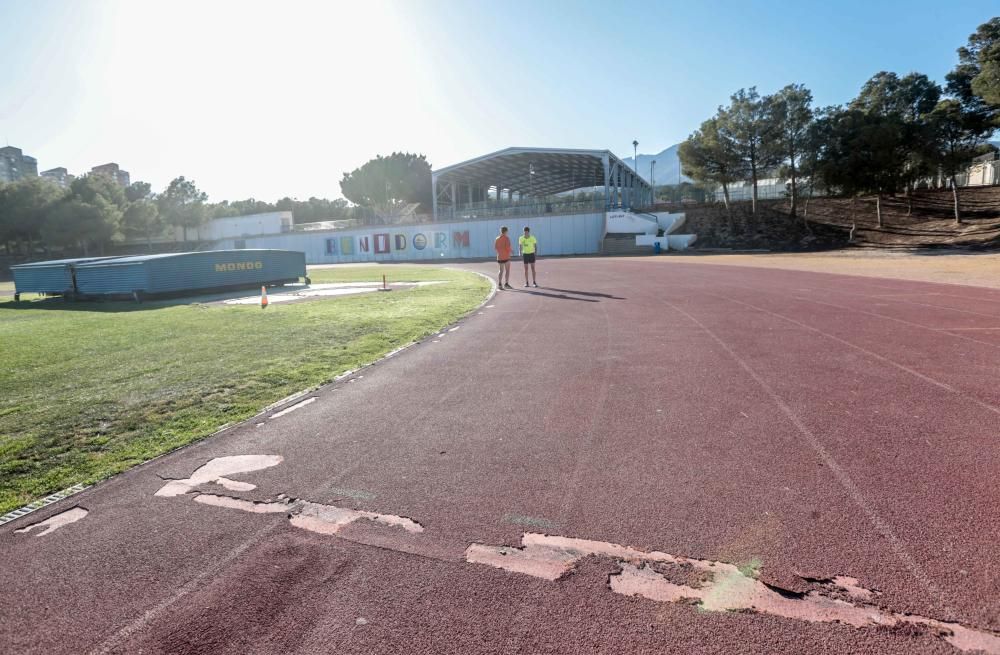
[512,289,600,302]
[541,287,625,300]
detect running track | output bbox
[2,258,999,654]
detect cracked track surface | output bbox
[2,257,999,654]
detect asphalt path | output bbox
[2,257,999,654]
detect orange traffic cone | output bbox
[260,285,269,309]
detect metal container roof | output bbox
[10,256,118,269]
[11,256,121,295]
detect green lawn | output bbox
[0,265,489,514]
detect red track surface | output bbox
[2,258,999,654]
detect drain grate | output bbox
[0,483,89,527]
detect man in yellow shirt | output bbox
[518,226,539,288]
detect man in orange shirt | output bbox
[494,226,514,290]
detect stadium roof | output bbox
[432,147,652,220]
[433,147,645,197]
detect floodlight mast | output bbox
[651,160,656,204]
[632,140,639,210]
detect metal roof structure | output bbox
[432,147,651,221]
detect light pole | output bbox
[529,161,535,213]
[632,140,638,211]
[650,160,656,205]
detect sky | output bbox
[0,0,995,202]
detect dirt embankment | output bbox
[674,186,1000,251]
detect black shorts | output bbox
[522,253,536,264]
[497,258,510,264]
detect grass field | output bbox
[0,265,490,514]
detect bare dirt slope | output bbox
[804,186,1000,248]
[670,186,1000,250]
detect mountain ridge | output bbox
[621,144,690,186]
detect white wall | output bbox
[606,211,657,234]
[635,233,697,251]
[177,211,292,242]
[652,212,686,234]
[213,212,605,264]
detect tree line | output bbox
[0,150,434,256]
[678,17,1000,226]
[0,174,197,256]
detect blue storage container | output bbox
[72,250,306,298]
[11,257,118,296]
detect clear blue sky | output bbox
[0,0,994,201]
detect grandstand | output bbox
[432,147,652,222]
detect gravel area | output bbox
[670,249,1000,289]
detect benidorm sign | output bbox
[325,230,471,256]
[215,261,265,272]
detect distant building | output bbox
[175,211,294,243]
[91,162,131,188]
[0,146,39,183]
[122,211,293,246]
[41,167,74,188]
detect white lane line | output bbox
[270,397,317,419]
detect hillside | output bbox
[800,186,1000,248]
[672,185,1000,251]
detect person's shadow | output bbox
[518,289,599,302]
[541,287,625,300]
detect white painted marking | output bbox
[194,494,288,514]
[270,397,316,419]
[290,501,423,535]
[161,457,422,539]
[448,326,460,332]
[154,455,283,497]
[14,507,88,536]
[215,478,257,492]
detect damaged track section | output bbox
[193,494,424,536]
[155,455,284,497]
[156,456,422,537]
[466,533,1000,654]
[14,507,88,537]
